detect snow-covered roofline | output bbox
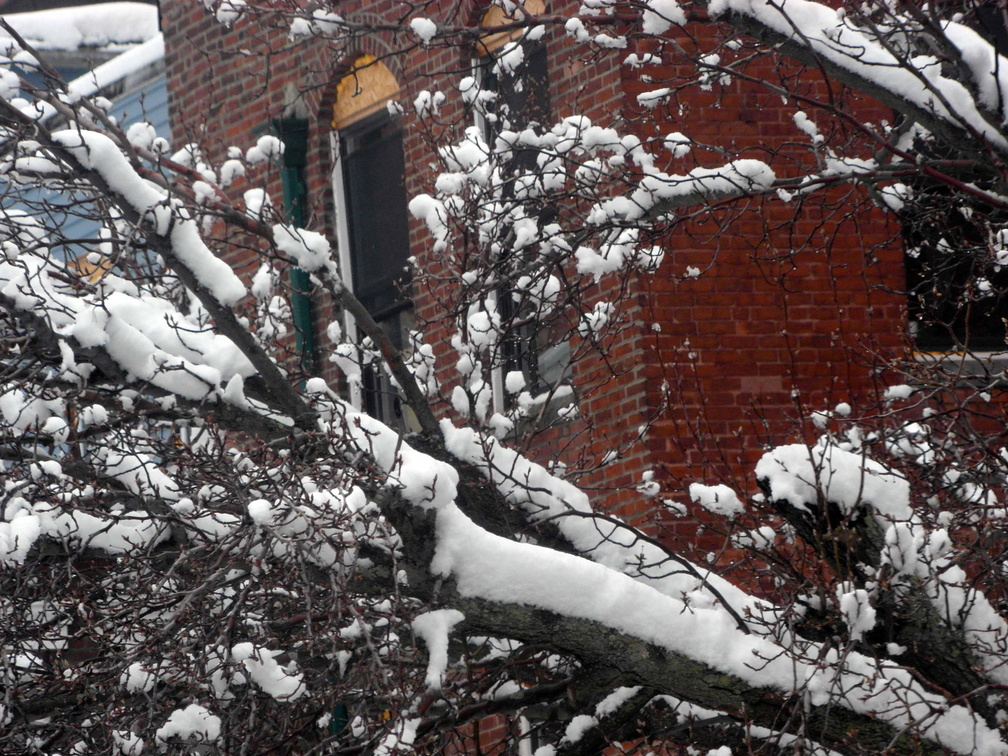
[0,1,158,52]
[66,32,162,100]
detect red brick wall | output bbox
[161,1,908,532]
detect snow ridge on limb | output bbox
[0,240,263,406]
[50,130,246,307]
[440,421,761,618]
[759,440,1008,693]
[2,111,317,428]
[692,0,1008,157]
[330,406,1006,755]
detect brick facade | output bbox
[161,0,906,538]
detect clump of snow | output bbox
[578,301,614,337]
[593,33,627,49]
[733,526,776,551]
[121,661,157,693]
[414,90,446,118]
[408,194,450,252]
[836,583,876,642]
[112,731,144,755]
[689,482,744,516]
[290,10,345,39]
[793,110,823,143]
[0,67,18,100]
[231,643,305,700]
[0,511,42,564]
[155,704,221,746]
[756,442,911,520]
[215,0,246,26]
[272,224,334,273]
[243,188,271,222]
[126,122,157,152]
[883,384,915,401]
[169,143,200,168]
[505,370,526,394]
[642,0,686,34]
[465,305,500,352]
[246,135,283,164]
[565,18,590,42]
[624,53,660,68]
[495,41,525,75]
[0,2,158,52]
[663,132,691,158]
[220,157,245,187]
[409,17,437,44]
[637,470,660,497]
[247,499,275,526]
[808,409,833,429]
[637,87,671,108]
[560,714,597,745]
[304,377,329,395]
[412,609,465,690]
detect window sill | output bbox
[913,350,1008,385]
[506,384,578,438]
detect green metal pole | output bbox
[275,117,317,375]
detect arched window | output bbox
[330,55,413,424]
[475,4,574,417]
[475,0,550,148]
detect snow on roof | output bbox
[66,32,162,99]
[0,2,158,52]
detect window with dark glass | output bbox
[476,37,573,409]
[904,5,1008,353]
[340,110,413,424]
[905,194,1008,352]
[477,42,551,146]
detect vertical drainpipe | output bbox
[274,116,317,375]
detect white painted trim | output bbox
[914,349,1008,380]
[517,714,534,756]
[472,56,509,414]
[328,130,363,410]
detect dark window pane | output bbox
[477,41,572,407]
[480,43,551,136]
[339,113,414,426]
[905,197,1008,352]
[903,11,1008,353]
[341,115,412,318]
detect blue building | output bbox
[1,1,166,263]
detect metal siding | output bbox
[110,74,170,138]
[55,72,168,259]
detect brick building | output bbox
[160,0,908,542]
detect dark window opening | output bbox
[974,4,1008,56]
[899,4,1008,353]
[340,111,413,424]
[499,284,572,401]
[478,43,551,175]
[905,194,1008,352]
[341,112,412,319]
[275,116,317,375]
[478,43,551,134]
[475,42,573,410]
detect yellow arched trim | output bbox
[72,253,111,282]
[478,0,545,56]
[331,55,401,130]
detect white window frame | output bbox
[328,130,365,411]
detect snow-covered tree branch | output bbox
[3,0,1008,754]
